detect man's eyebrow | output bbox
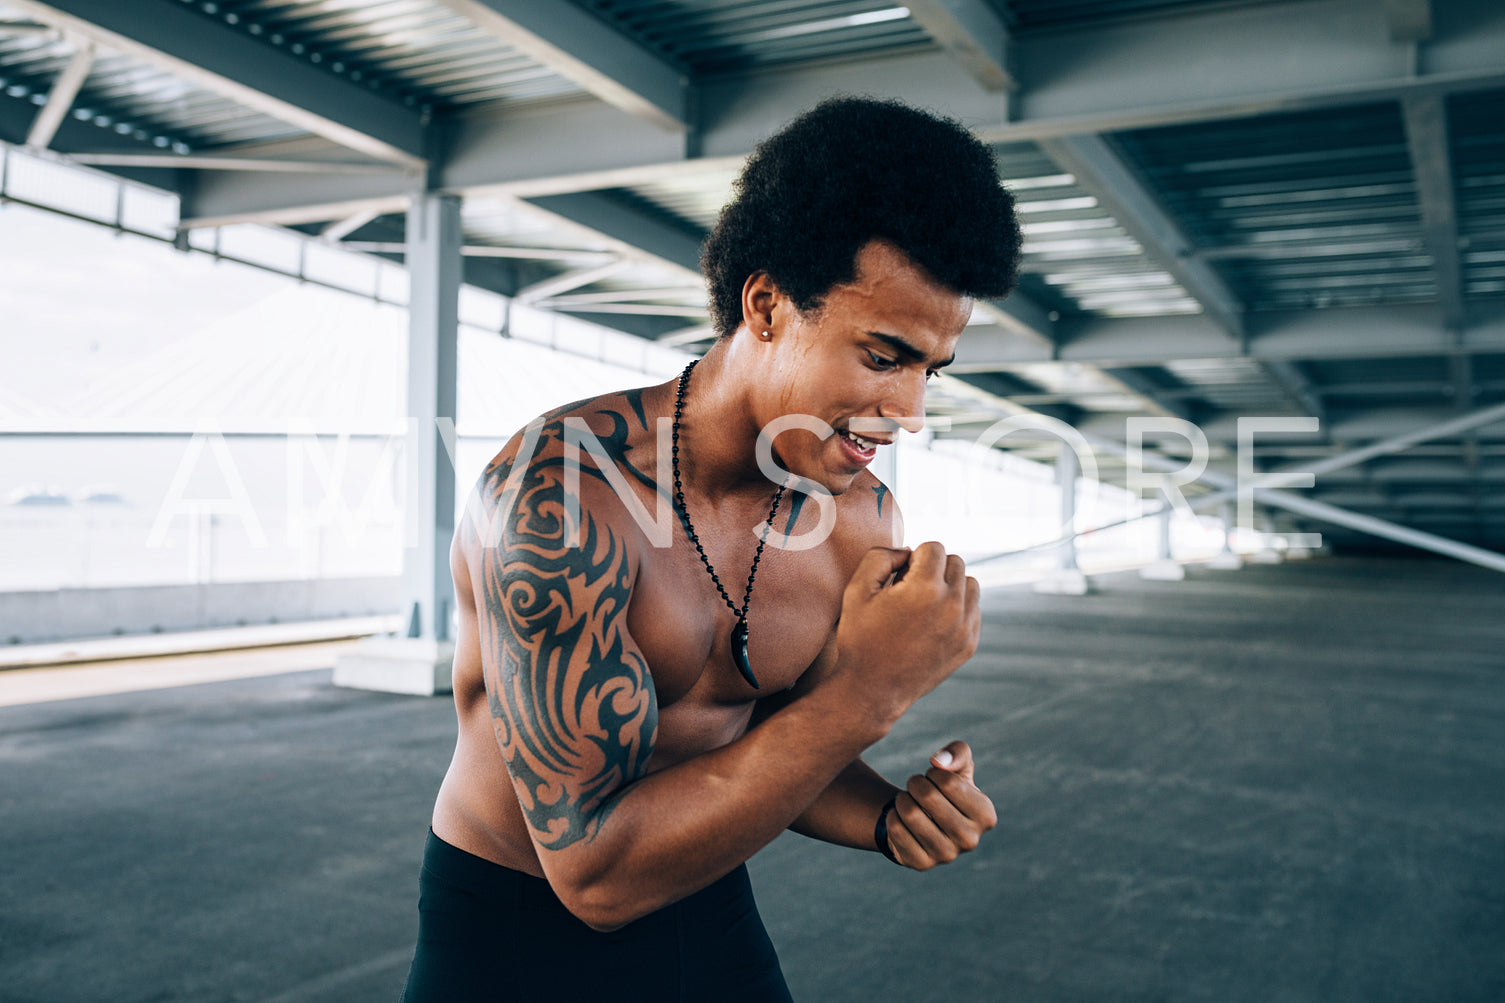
[869,331,955,369]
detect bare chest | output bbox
[627,532,846,710]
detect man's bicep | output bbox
[475,449,659,852]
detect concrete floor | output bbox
[1,555,1502,1002]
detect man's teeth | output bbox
[843,430,878,450]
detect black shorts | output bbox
[401,829,794,1003]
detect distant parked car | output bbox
[79,486,130,506]
[4,484,71,507]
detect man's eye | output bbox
[867,351,898,368]
[925,369,939,381]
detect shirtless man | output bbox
[401,97,1022,1002]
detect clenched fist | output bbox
[882,741,997,870]
[828,543,982,731]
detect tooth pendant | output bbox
[730,618,760,689]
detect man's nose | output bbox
[878,374,928,434]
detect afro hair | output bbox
[701,96,1022,338]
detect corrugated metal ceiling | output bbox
[208,0,586,109]
[0,0,588,153]
[1000,0,1292,31]
[0,6,295,150]
[1453,88,1505,300]
[572,0,932,74]
[1116,101,1435,313]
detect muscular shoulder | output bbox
[457,385,666,569]
[494,385,657,478]
[830,469,903,559]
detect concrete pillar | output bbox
[1207,500,1243,570]
[335,192,462,695]
[1036,441,1091,595]
[1141,493,1186,581]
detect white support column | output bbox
[336,192,462,695]
[1207,501,1243,570]
[1036,440,1091,594]
[1141,492,1186,581]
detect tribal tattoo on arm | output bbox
[472,414,660,851]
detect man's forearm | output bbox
[789,759,901,851]
[539,686,886,931]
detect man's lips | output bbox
[845,416,904,447]
[837,427,891,451]
[834,426,893,468]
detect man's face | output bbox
[755,239,972,496]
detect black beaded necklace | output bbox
[671,359,786,690]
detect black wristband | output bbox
[874,796,901,865]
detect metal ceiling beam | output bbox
[1262,360,1328,427]
[431,0,688,131]
[1315,380,1455,397]
[539,302,707,318]
[320,208,382,243]
[439,99,700,199]
[1088,402,1505,571]
[1450,353,1482,514]
[954,303,1505,369]
[1036,133,1244,339]
[1032,134,1324,424]
[543,286,704,305]
[180,197,413,231]
[177,0,1505,225]
[515,259,631,305]
[1151,403,1505,448]
[0,19,54,37]
[1384,0,1432,43]
[1320,458,1474,482]
[1287,400,1505,482]
[980,295,1055,348]
[968,399,1505,566]
[68,153,405,174]
[11,0,426,166]
[1100,367,1199,423]
[23,37,91,150]
[0,116,180,191]
[523,191,705,280]
[336,242,616,266]
[657,325,717,347]
[1007,0,1500,134]
[1401,93,1466,330]
[904,0,1015,92]
[55,0,1475,141]
[1257,491,1505,571]
[180,165,415,228]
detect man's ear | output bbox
[740,272,780,339]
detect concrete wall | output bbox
[0,577,402,645]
